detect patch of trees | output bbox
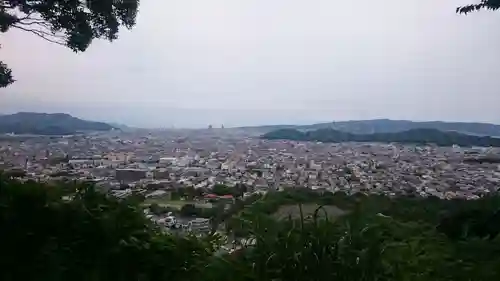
[179,203,225,219]
[464,156,500,164]
[180,203,204,217]
[437,208,500,240]
[149,203,177,216]
[212,183,247,197]
[1,168,26,178]
[170,186,204,200]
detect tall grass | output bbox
[204,204,394,281]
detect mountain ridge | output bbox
[0,112,115,135]
[262,127,500,147]
[240,119,500,136]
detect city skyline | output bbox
[3,110,500,130]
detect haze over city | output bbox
[2,0,500,128]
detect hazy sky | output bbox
[1,0,500,128]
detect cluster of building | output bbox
[3,127,500,249]
[1,129,500,202]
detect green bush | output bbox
[0,176,216,281]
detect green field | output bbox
[272,204,346,220]
[144,198,212,209]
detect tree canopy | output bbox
[0,0,140,87]
[457,0,500,14]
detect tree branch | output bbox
[16,12,35,21]
[12,24,66,46]
[10,10,52,29]
[15,18,52,29]
[457,4,487,14]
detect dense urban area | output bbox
[2,127,500,231]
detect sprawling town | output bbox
[2,128,500,240]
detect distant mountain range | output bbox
[262,128,500,147]
[0,112,115,135]
[241,119,500,136]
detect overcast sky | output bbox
[1,0,499,128]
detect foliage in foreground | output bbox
[223,190,500,281]
[0,0,140,87]
[457,0,500,14]
[0,177,216,281]
[1,176,500,281]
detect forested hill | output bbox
[262,128,500,147]
[241,119,500,136]
[0,112,114,135]
[308,119,500,136]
